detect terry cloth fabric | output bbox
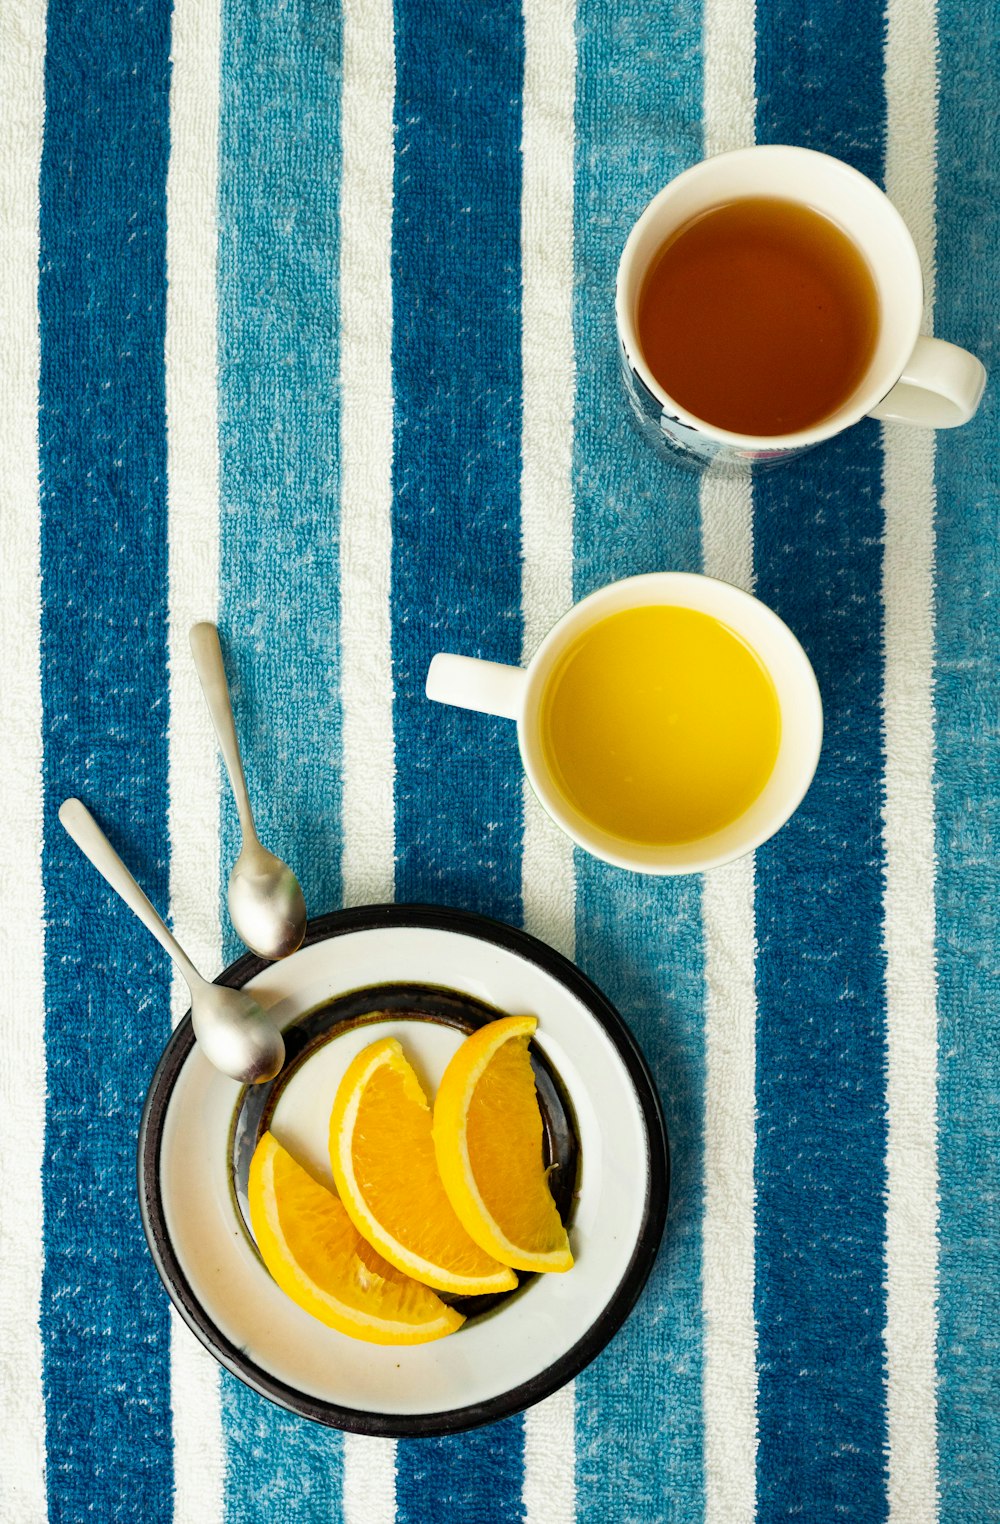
[1,0,997,1521]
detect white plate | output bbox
[138,905,669,1436]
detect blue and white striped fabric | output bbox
[1,0,997,1519]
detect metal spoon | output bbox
[189,622,307,961]
[59,798,285,1085]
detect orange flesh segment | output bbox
[249,1132,463,1345]
[465,1034,570,1255]
[330,1039,517,1294]
[433,1016,573,1273]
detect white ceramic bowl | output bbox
[138,905,669,1436]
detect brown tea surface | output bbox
[636,196,879,436]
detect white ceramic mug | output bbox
[426,572,823,874]
[617,145,988,465]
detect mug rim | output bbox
[515,571,823,874]
[615,144,924,452]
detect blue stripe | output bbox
[390,0,525,1517]
[38,0,174,1517]
[389,0,525,925]
[397,1414,526,1524]
[216,0,346,1511]
[753,6,889,1517]
[571,3,706,1520]
[933,4,1000,1519]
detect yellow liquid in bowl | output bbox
[539,605,781,847]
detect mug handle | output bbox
[867,335,987,428]
[426,653,527,721]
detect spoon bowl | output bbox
[229,843,307,962]
[189,622,308,961]
[191,979,286,1085]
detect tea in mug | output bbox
[539,606,781,846]
[636,197,879,435]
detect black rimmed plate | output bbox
[138,905,669,1437]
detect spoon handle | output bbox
[189,622,257,841]
[58,798,203,992]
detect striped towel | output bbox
[1,0,996,1520]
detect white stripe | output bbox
[700,465,755,595]
[165,0,226,1515]
[700,471,759,1524]
[523,1383,577,1524]
[520,2,577,1519]
[520,0,577,966]
[0,1,48,1518]
[167,1313,227,1524]
[339,0,397,912]
[700,0,759,1507]
[700,850,759,1524]
[882,1,940,1518]
[339,0,398,1508]
[342,1436,396,1524]
[702,0,756,160]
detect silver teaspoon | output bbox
[189,622,307,961]
[59,798,285,1085]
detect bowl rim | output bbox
[137,902,671,1437]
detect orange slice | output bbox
[432,1016,574,1274]
[248,1131,463,1345]
[329,1038,518,1296]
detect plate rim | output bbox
[137,902,670,1438]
